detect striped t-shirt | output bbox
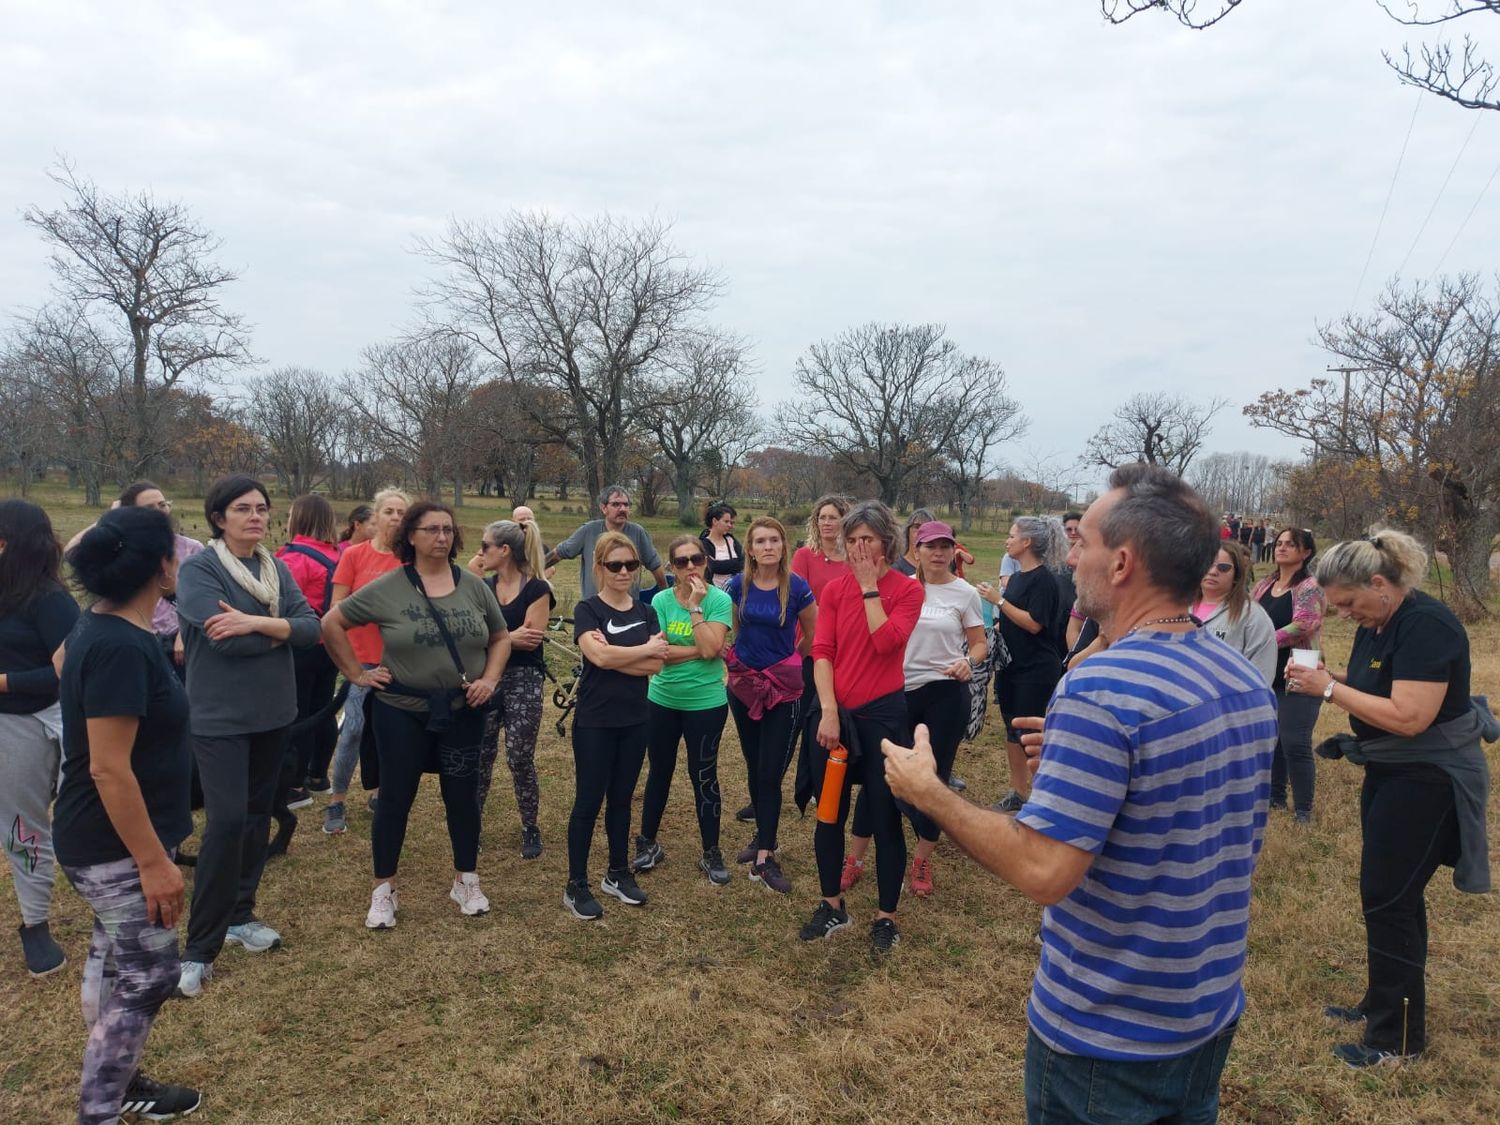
[1016,627,1276,1061]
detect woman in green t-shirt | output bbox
[632,536,735,886]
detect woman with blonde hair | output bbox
[793,495,851,601]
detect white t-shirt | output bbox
[903,579,985,688]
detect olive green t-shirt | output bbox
[338,567,506,712]
[647,586,732,711]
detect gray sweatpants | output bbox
[0,707,62,925]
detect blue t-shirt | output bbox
[1016,628,1277,1061]
[724,573,814,669]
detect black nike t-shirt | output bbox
[573,596,658,728]
[1345,590,1471,741]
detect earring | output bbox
[1380,594,1389,606]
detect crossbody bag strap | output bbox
[404,564,469,685]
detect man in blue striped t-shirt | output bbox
[885,463,1276,1124]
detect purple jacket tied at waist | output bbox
[725,650,803,719]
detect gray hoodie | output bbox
[1196,600,1277,687]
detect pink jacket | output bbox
[276,536,340,617]
[1250,573,1325,651]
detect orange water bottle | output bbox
[816,744,849,824]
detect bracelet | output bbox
[862,590,881,600]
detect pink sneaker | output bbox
[839,855,865,893]
[909,856,934,897]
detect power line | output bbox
[1352,92,1422,310]
[1394,112,1483,278]
[1430,152,1500,279]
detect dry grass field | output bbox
[2,485,1497,1123]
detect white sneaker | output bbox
[176,959,212,998]
[450,872,490,916]
[365,882,397,930]
[224,920,282,952]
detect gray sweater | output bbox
[1196,600,1277,687]
[177,548,321,737]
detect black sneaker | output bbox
[521,826,543,860]
[799,900,850,941]
[563,880,603,921]
[18,922,65,977]
[1324,1004,1368,1023]
[1268,797,1288,811]
[735,803,755,823]
[991,790,1024,813]
[750,855,791,894]
[304,775,332,795]
[1332,1042,1421,1068]
[285,786,313,811]
[735,835,760,864]
[632,835,664,872]
[870,917,901,956]
[601,868,648,906]
[121,1072,202,1119]
[699,846,731,886]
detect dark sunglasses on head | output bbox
[602,559,642,574]
[1208,562,1234,574]
[672,553,708,569]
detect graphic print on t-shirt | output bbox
[402,602,489,649]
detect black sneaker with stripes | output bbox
[121,1072,202,1120]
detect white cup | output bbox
[1290,648,1320,668]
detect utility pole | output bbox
[1325,364,1383,455]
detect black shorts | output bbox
[995,677,1056,743]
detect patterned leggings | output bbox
[62,855,180,1125]
[478,665,544,831]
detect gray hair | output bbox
[902,507,937,550]
[1013,516,1068,572]
[1316,528,1427,591]
[597,483,630,507]
[842,500,901,565]
[1098,462,1218,603]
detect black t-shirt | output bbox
[573,596,657,728]
[1064,617,1100,670]
[53,613,192,867]
[1000,566,1062,684]
[487,576,556,670]
[1053,568,1077,642]
[1345,590,1471,741]
[0,585,80,714]
[1257,587,1295,690]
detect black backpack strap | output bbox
[281,543,339,614]
[403,564,469,684]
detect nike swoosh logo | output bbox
[605,620,646,635]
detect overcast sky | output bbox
[4,1,1497,491]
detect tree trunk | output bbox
[1446,508,1498,622]
[674,466,696,527]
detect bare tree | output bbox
[940,385,1028,533]
[348,334,487,502]
[0,343,57,495]
[22,162,252,475]
[420,212,721,499]
[1246,273,1500,617]
[464,379,573,505]
[1188,451,1285,515]
[1103,1,1500,110]
[1085,392,1226,475]
[776,323,1011,507]
[642,330,761,525]
[241,367,342,497]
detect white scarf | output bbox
[210,538,281,616]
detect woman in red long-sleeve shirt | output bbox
[799,501,923,956]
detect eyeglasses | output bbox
[671,553,708,569]
[601,559,641,573]
[415,525,455,537]
[228,504,269,517]
[1208,562,1234,574]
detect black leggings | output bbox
[640,702,726,851]
[368,700,484,880]
[813,692,910,914]
[568,723,649,883]
[1358,762,1460,1055]
[852,679,966,844]
[291,643,340,782]
[728,692,801,853]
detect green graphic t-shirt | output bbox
[647,585,732,711]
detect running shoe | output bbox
[1333,1042,1421,1069]
[322,802,347,835]
[176,960,212,999]
[699,846,731,886]
[632,835,664,872]
[601,868,648,906]
[947,774,968,792]
[838,855,865,892]
[285,786,313,811]
[18,922,65,978]
[563,880,603,921]
[521,825,543,860]
[749,855,791,895]
[1294,810,1315,826]
[992,790,1025,813]
[450,873,490,916]
[799,900,849,941]
[224,920,281,953]
[909,856,935,897]
[735,835,760,865]
[120,1072,202,1119]
[305,775,332,795]
[870,917,901,956]
[735,803,755,823]
[365,882,397,930]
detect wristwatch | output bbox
[862,589,881,600]
[1322,680,1336,702]
[689,606,705,617]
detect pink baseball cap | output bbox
[914,520,956,546]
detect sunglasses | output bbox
[1208,562,1234,574]
[601,559,642,574]
[671,553,708,569]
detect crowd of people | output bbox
[0,468,1491,1123]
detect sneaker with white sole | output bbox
[799,899,850,941]
[601,868,648,906]
[450,873,490,916]
[120,1071,202,1120]
[749,854,791,894]
[365,882,397,930]
[224,920,281,953]
[176,959,212,998]
[632,835,664,872]
[563,880,604,921]
[699,846,731,886]
[322,802,347,835]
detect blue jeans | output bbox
[1024,1021,1238,1124]
[330,672,374,797]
